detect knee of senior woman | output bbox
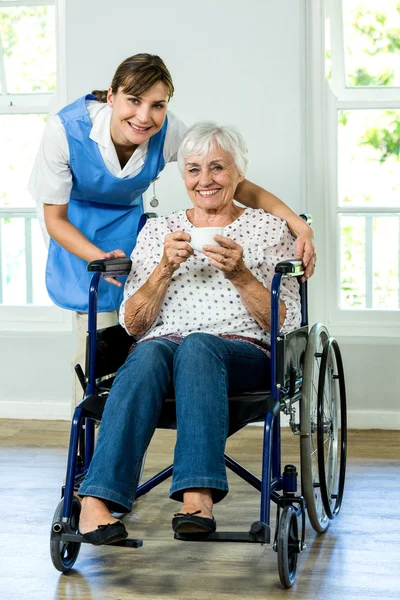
[122,338,176,376]
[176,332,222,360]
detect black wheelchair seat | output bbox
[81,324,281,436]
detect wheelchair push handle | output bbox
[275,259,304,277]
[87,257,133,277]
[299,213,313,226]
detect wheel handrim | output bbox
[318,338,347,518]
[300,323,330,531]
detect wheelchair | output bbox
[50,214,347,588]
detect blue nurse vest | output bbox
[46,94,167,312]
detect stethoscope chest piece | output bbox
[150,179,159,207]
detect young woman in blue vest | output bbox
[29,53,316,406]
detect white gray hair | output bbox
[177,121,249,177]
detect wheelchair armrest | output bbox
[87,257,133,276]
[275,259,304,277]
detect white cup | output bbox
[189,227,224,252]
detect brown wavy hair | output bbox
[91,53,174,103]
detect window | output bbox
[0,0,69,329]
[307,1,400,336]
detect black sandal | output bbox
[172,510,216,534]
[80,521,128,546]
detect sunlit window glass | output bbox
[338,109,400,208]
[340,215,400,309]
[372,216,399,309]
[0,213,51,306]
[0,217,26,305]
[338,108,400,309]
[0,114,47,209]
[342,0,400,87]
[0,3,55,307]
[0,5,56,94]
[340,215,366,309]
[325,13,332,82]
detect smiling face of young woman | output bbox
[183,145,245,215]
[107,80,169,147]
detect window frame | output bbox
[0,0,70,331]
[306,0,400,339]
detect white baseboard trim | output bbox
[346,410,400,430]
[1,402,399,430]
[0,400,71,421]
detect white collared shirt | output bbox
[28,100,187,242]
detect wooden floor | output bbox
[0,421,399,600]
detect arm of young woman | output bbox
[44,204,126,287]
[234,179,316,281]
[44,204,107,262]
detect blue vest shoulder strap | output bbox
[58,94,97,124]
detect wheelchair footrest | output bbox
[175,522,270,544]
[61,533,143,548]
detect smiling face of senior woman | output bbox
[183,145,245,213]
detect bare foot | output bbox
[180,488,213,519]
[79,496,120,535]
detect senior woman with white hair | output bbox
[78,121,302,545]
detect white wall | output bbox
[0,0,306,421]
[0,332,73,419]
[65,0,305,216]
[0,0,397,427]
[337,337,400,429]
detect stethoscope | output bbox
[150,179,159,208]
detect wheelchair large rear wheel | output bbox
[317,337,347,519]
[277,505,299,588]
[50,497,81,573]
[300,323,330,532]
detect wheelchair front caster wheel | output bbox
[277,505,299,588]
[50,497,81,573]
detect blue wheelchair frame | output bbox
[51,212,347,587]
[61,256,309,550]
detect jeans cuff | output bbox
[78,484,132,513]
[169,477,229,504]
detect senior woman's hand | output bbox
[160,231,194,274]
[202,235,248,281]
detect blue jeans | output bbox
[79,332,270,512]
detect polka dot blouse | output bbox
[119,208,301,347]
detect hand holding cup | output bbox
[202,235,248,281]
[161,231,194,274]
